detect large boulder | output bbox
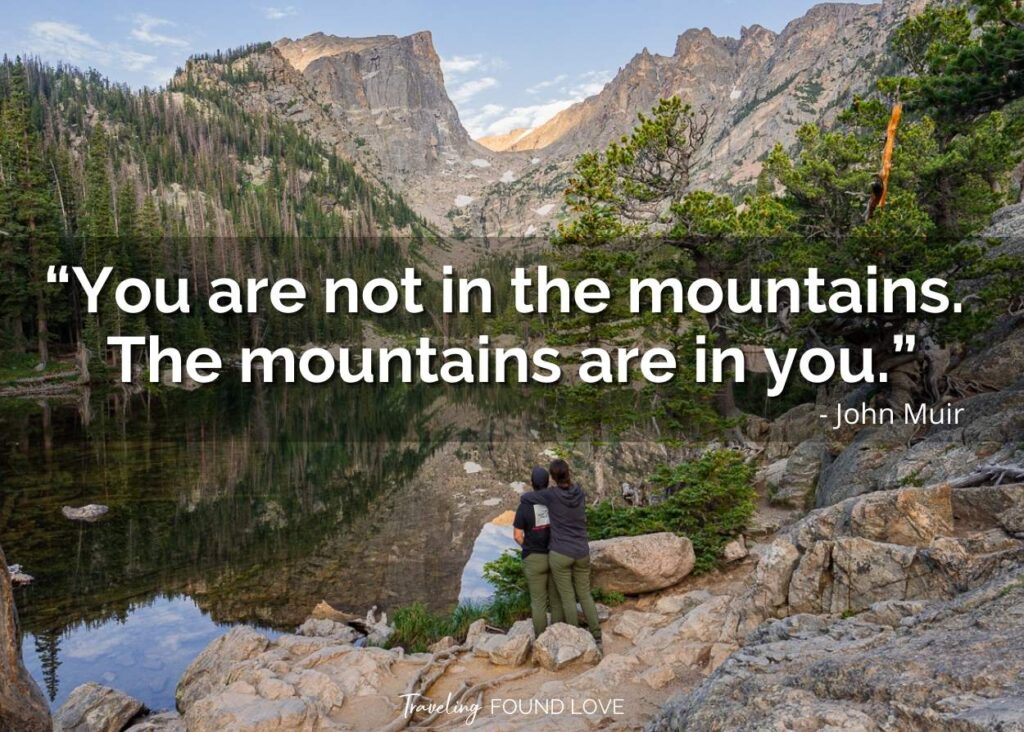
[55,683,144,732]
[590,532,695,594]
[532,623,601,671]
[0,545,52,732]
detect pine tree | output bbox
[0,58,61,363]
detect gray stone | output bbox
[55,683,144,732]
[649,567,1024,732]
[62,504,109,522]
[533,623,601,671]
[123,712,185,732]
[770,440,824,509]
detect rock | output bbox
[62,504,109,522]
[428,636,458,653]
[609,610,666,642]
[7,563,34,586]
[856,599,927,627]
[652,590,713,616]
[589,532,696,594]
[650,565,1024,732]
[533,623,601,671]
[55,683,144,732]
[485,633,532,666]
[177,626,272,710]
[765,403,823,460]
[0,545,51,732]
[464,618,488,648]
[787,540,833,614]
[307,600,359,624]
[640,665,676,690]
[722,536,748,562]
[295,618,359,643]
[770,440,824,509]
[749,537,800,612]
[473,628,532,666]
[847,483,953,546]
[829,536,920,613]
[123,712,185,732]
[815,423,918,506]
[507,619,535,639]
[951,321,1024,390]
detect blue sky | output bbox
[0,0,868,138]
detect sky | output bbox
[0,0,870,139]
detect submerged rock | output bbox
[7,563,34,586]
[55,683,145,732]
[590,532,696,594]
[533,623,601,671]
[62,504,110,522]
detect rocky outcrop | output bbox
[816,383,1024,507]
[0,544,51,732]
[648,481,1024,730]
[54,683,145,732]
[590,532,696,594]
[176,626,388,731]
[649,566,1024,731]
[532,623,601,671]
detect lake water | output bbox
[1,380,545,711]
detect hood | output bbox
[553,483,585,508]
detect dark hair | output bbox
[549,458,571,486]
[530,466,549,491]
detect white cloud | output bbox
[130,14,189,48]
[28,21,156,72]
[526,74,567,94]
[441,55,483,77]
[460,70,613,139]
[450,76,498,104]
[263,5,298,19]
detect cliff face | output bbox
[274,31,473,177]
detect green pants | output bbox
[523,553,563,637]
[549,550,602,640]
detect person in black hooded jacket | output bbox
[519,458,601,641]
[513,466,564,636]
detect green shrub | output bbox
[587,449,756,573]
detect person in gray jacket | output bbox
[519,458,601,641]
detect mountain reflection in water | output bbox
[0,379,545,709]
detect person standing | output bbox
[513,466,564,636]
[520,459,602,642]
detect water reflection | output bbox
[1,379,546,708]
[22,595,278,711]
[459,513,519,604]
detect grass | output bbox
[386,553,625,653]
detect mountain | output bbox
[185,0,922,240]
[498,0,924,193]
